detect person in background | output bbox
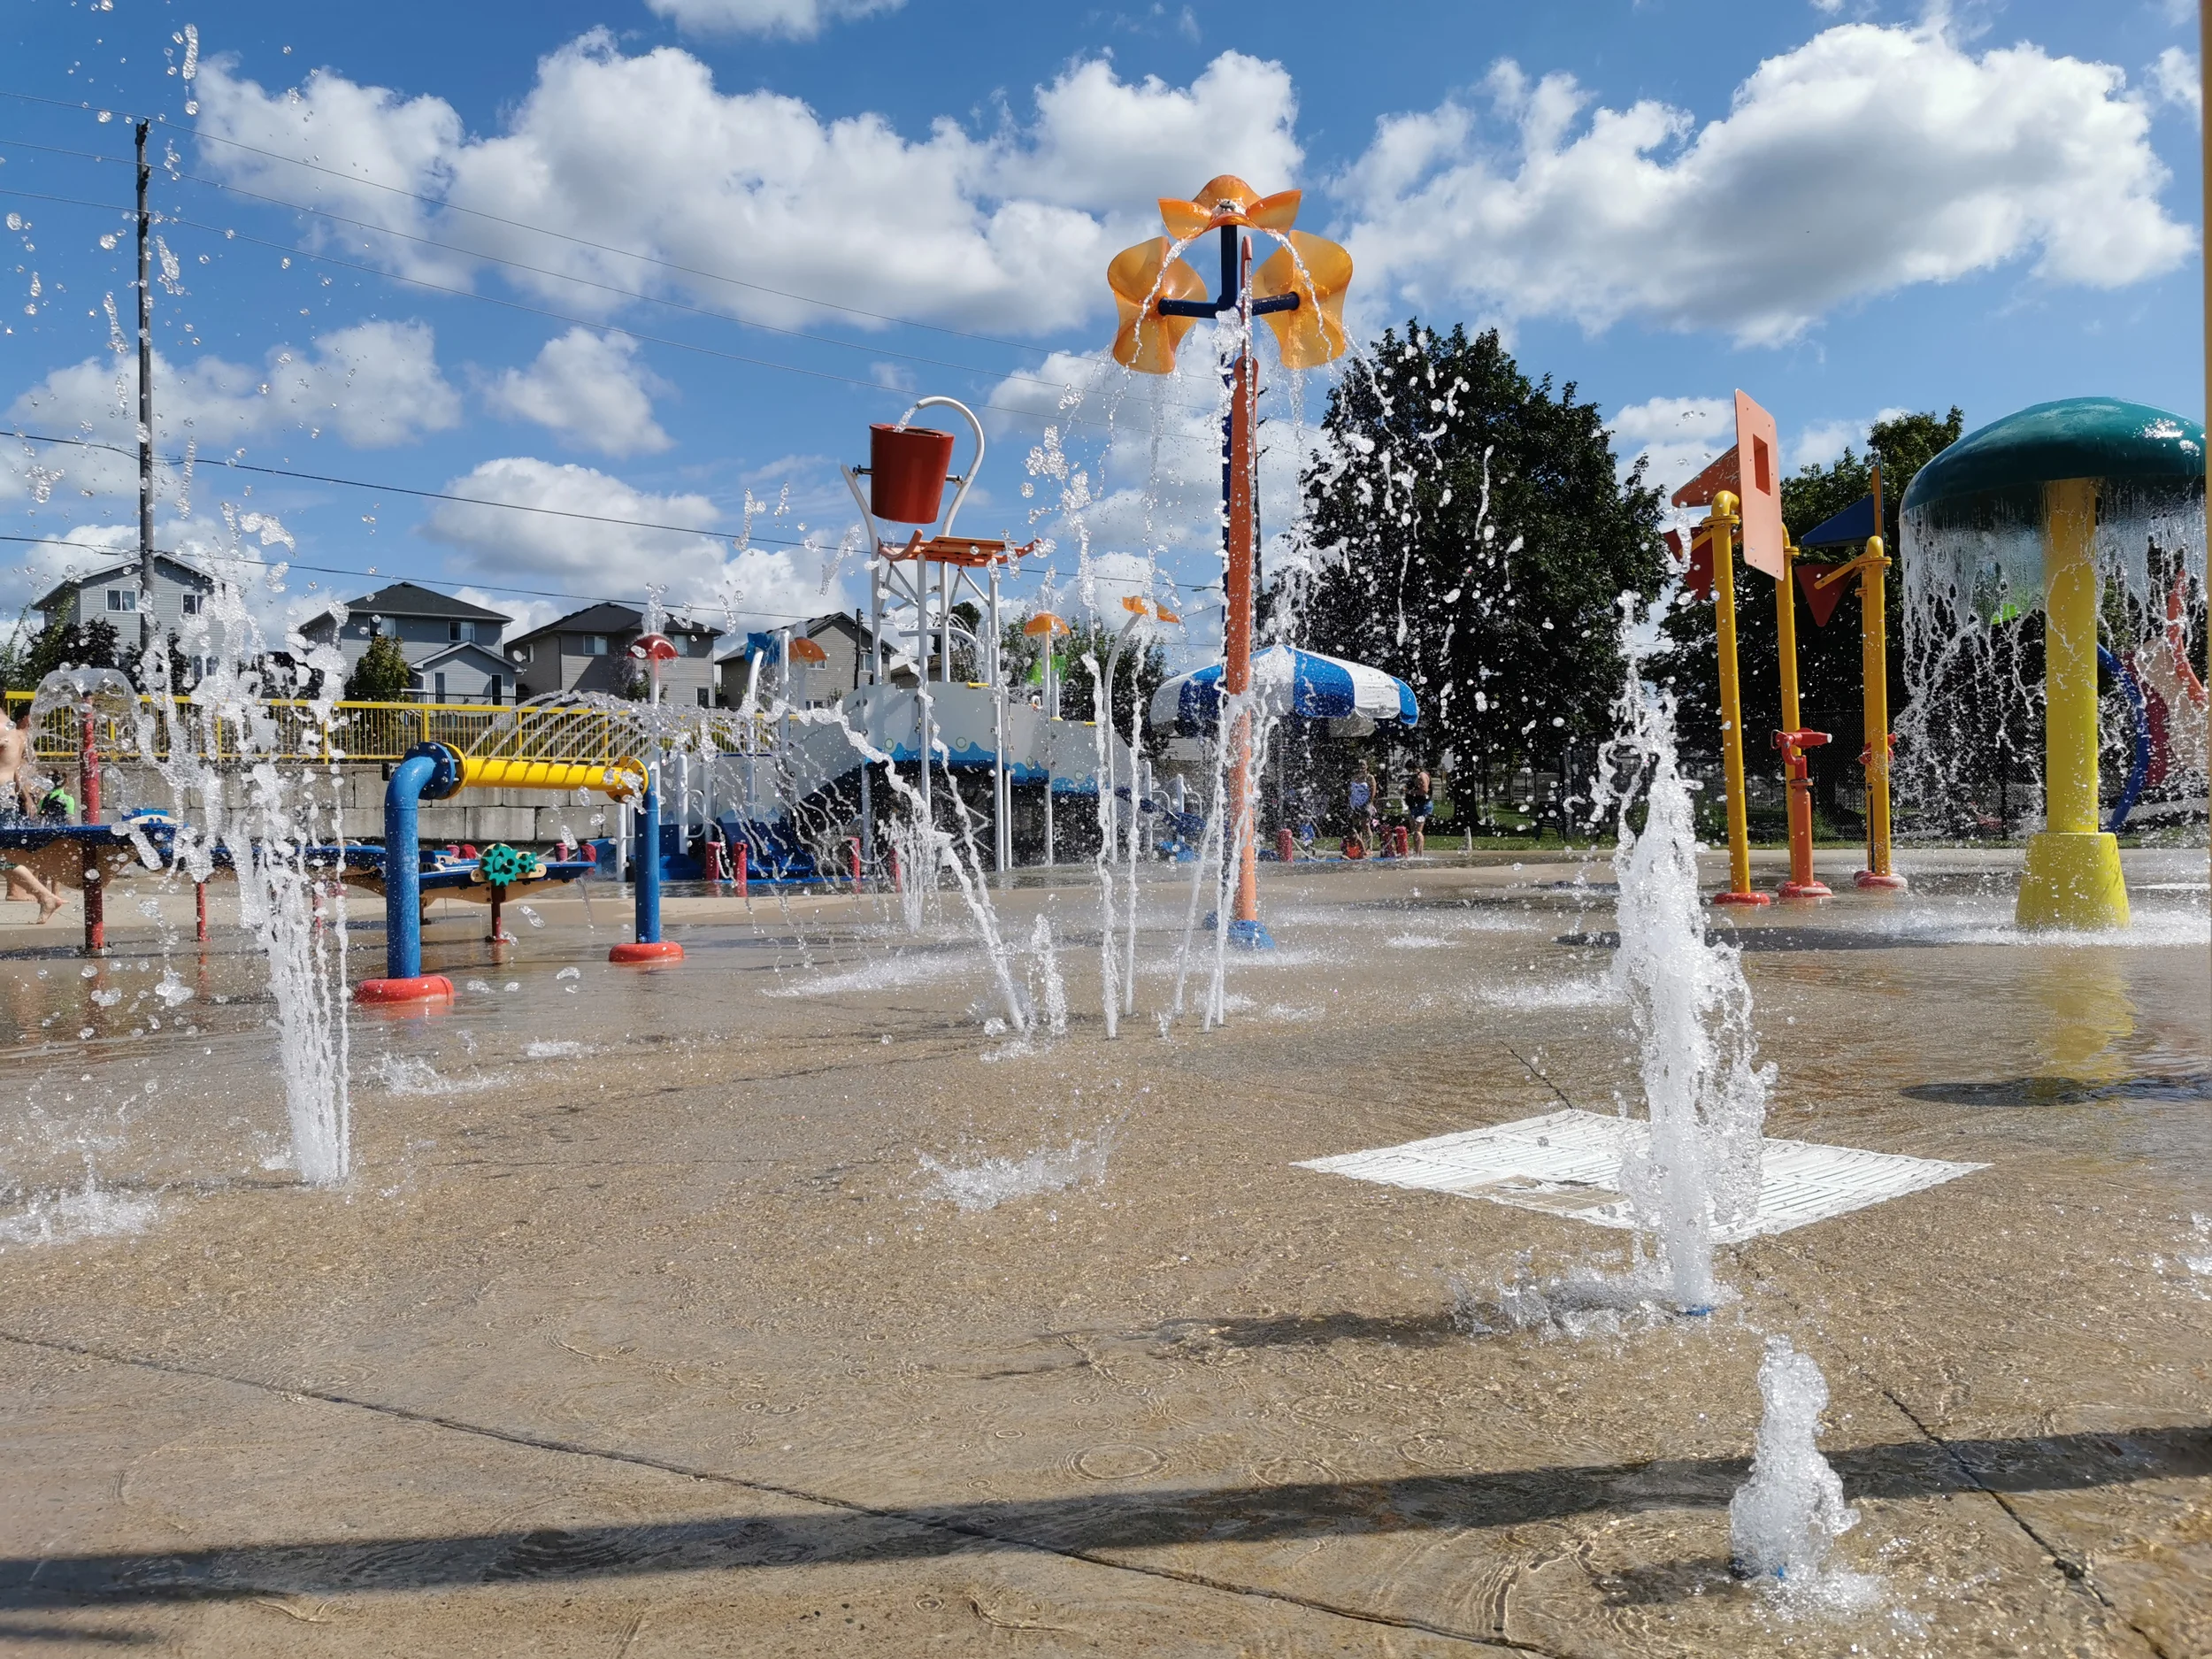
[0,711,66,921]
[1347,759,1377,856]
[1406,766,1432,855]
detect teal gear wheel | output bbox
[473,843,542,887]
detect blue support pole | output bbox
[357,743,459,1003]
[382,750,438,979]
[635,764,663,945]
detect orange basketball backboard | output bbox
[1732,390,1785,579]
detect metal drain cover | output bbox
[1296,1109,1985,1240]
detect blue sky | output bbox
[0,0,2201,664]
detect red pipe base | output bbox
[610,941,684,964]
[1711,889,1773,907]
[1854,871,1909,891]
[1777,879,1833,900]
[355,974,455,1006]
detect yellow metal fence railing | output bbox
[0,694,731,765]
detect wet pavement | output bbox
[0,847,2205,1655]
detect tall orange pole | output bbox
[1225,335,1260,929]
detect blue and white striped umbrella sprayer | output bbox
[1147,643,1420,735]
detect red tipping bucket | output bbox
[870,424,956,525]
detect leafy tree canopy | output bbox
[343,630,414,702]
[1292,321,1667,797]
[1001,613,1167,749]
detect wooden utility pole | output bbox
[134,119,154,660]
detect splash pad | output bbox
[0,168,2205,1659]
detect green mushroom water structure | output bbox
[1901,396,2206,930]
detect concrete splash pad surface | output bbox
[0,851,2205,1655]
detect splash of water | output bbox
[1600,590,1770,1309]
[918,1134,1111,1212]
[1027,912,1068,1036]
[1729,1336,1867,1600]
[106,576,354,1187]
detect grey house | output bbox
[33,552,218,639]
[507,603,718,706]
[297,581,514,703]
[714,611,873,707]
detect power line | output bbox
[0,530,833,624]
[157,113,1074,360]
[6,186,1128,432]
[0,133,1101,397]
[8,429,813,547]
[0,89,1077,359]
[0,528,1224,628]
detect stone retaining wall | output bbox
[79,759,620,847]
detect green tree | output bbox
[344,630,415,701]
[1294,321,1667,824]
[1001,613,1167,751]
[16,615,122,692]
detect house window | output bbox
[433,672,447,701]
[448,620,463,643]
[490,675,503,704]
[180,593,204,616]
[585,634,609,657]
[105,588,136,613]
[695,686,710,707]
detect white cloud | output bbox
[643,0,901,39]
[2150,46,2201,123]
[990,52,1301,213]
[1340,23,2194,345]
[981,334,1328,619]
[419,456,850,629]
[482,328,672,457]
[189,38,1301,339]
[4,319,459,502]
[1609,395,1732,500]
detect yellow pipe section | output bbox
[458,756,644,799]
[1709,491,1765,905]
[2016,478,2128,928]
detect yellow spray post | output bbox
[2016,479,2130,929]
[1673,391,1791,907]
[1705,492,1768,907]
[1801,542,1902,889]
[1901,398,2200,931]
[1855,538,1903,889]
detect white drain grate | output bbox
[1296,1110,1985,1241]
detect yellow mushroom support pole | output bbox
[1854,535,1906,890]
[1709,491,1770,907]
[2016,478,2129,929]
